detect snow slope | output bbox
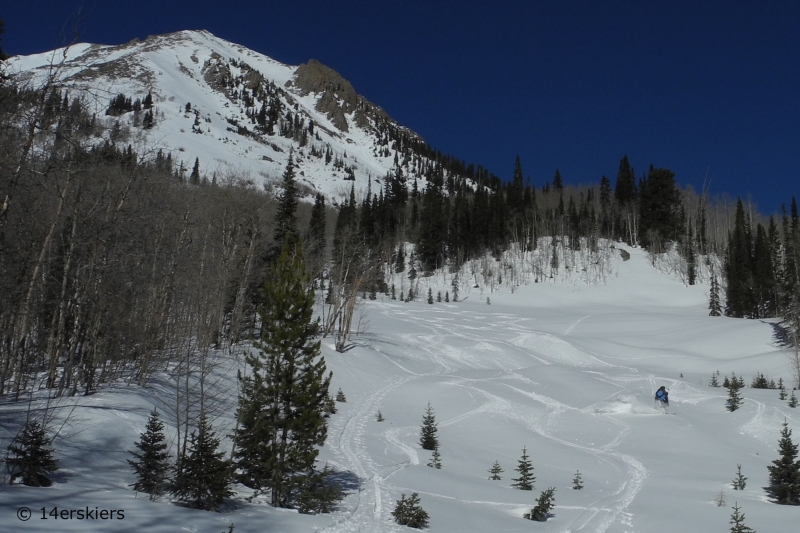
[4,30,434,205]
[1,247,797,532]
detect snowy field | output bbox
[1,246,797,532]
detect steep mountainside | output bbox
[6,30,471,204]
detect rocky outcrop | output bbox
[290,59,390,133]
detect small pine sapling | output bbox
[335,388,347,402]
[488,460,504,480]
[376,410,385,422]
[128,409,171,500]
[788,390,798,408]
[731,464,747,490]
[436,291,442,302]
[391,492,429,528]
[445,291,449,302]
[323,393,337,417]
[6,419,59,487]
[729,502,755,533]
[419,402,439,450]
[572,470,584,490]
[511,446,535,490]
[766,420,800,504]
[523,487,556,522]
[726,382,744,412]
[427,288,434,304]
[710,370,720,387]
[427,445,442,469]
[714,489,726,507]
[391,284,396,300]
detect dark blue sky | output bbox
[3,1,798,214]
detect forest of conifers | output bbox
[1,78,799,401]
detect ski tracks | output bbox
[322,375,415,533]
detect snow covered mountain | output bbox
[5,30,450,204]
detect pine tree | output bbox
[511,446,535,490]
[709,272,722,316]
[436,291,442,303]
[523,487,556,521]
[376,410,385,422]
[729,502,755,532]
[789,390,798,408]
[190,157,200,185]
[336,388,347,402]
[710,370,720,387]
[572,470,584,490]
[427,445,442,469]
[128,409,171,500]
[445,291,450,302]
[419,402,439,450]
[323,393,337,417]
[726,381,744,412]
[732,464,747,490]
[488,460,504,480]
[766,420,800,504]
[233,243,331,507]
[270,151,300,259]
[6,419,59,487]
[392,493,429,528]
[427,287,434,304]
[297,465,343,515]
[171,414,232,511]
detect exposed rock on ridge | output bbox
[290,59,391,133]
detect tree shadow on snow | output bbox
[768,321,792,348]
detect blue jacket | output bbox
[655,389,669,403]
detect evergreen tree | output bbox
[778,379,787,400]
[296,465,343,515]
[391,493,429,528]
[767,420,800,504]
[6,419,58,487]
[726,381,744,412]
[445,291,450,302]
[427,287,434,304]
[488,460,504,480]
[789,390,798,408]
[306,193,327,261]
[190,157,200,185]
[427,445,442,469]
[171,414,232,511]
[709,272,722,316]
[523,487,556,522]
[729,502,755,533]
[511,446,535,490]
[376,410,385,422]
[233,243,331,507]
[336,388,347,402]
[710,370,720,387]
[127,409,171,500]
[732,464,747,490]
[419,402,439,450]
[271,151,300,258]
[572,470,584,490]
[726,199,754,317]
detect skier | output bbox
[654,386,669,407]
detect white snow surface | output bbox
[1,247,798,532]
[4,30,431,205]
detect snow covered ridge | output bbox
[5,30,461,205]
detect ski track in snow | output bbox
[376,305,649,533]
